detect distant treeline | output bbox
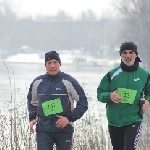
[1,0,150,70]
[0,10,123,59]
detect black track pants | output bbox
[108,122,143,150]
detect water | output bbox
[0,61,112,116]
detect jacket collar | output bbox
[120,60,139,72]
[46,71,62,79]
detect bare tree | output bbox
[114,0,150,70]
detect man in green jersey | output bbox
[97,41,150,150]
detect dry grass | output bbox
[0,98,150,150]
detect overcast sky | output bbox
[1,0,114,19]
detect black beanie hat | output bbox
[119,41,138,55]
[45,51,61,65]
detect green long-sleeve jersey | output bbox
[97,66,150,127]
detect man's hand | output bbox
[30,119,37,133]
[141,99,149,111]
[56,115,69,129]
[110,89,122,104]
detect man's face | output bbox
[121,50,137,66]
[45,59,60,76]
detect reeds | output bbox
[1,97,150,150]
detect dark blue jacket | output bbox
[27,71,88,132]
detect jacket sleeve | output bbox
[64,79,88,122]
[27,81,37,122]
[97,73,112,103]
[144,73,150,101]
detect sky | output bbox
[1,0,114,19]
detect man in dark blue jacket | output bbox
[27,51,88,150]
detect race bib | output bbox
[42,98,63,116]
[117,88,137,104]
